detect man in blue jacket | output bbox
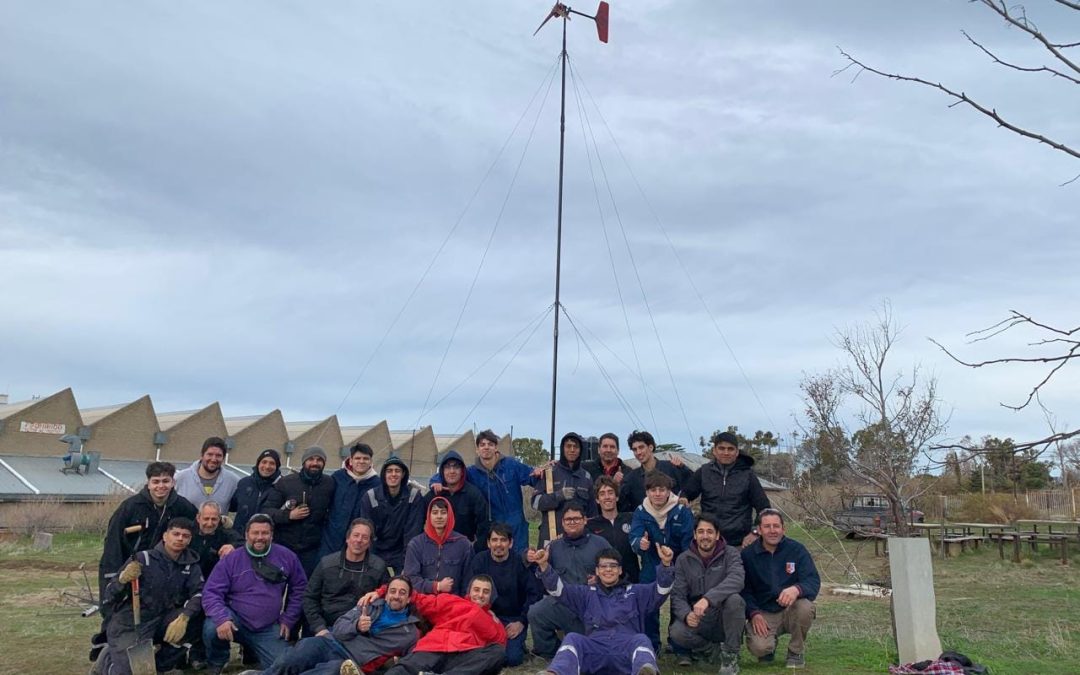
[740,508,820,670]
[533,543,673,675]
[467,429,543,554]
[403,496,473,596]
[321,443,381,557]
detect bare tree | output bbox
[836,0,1079,183]
[800,304,947,536]
[930,311,1080,456]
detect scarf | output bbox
[642,492,679,530]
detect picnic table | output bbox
[946,522,1013,537]
[1015,519,1080,540]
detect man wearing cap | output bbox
[683,431,771,548]
[321,443,382,557]
[231,449,283,535]
[359,455,425,573]
[175,437,240,514]
[265,446,337,576]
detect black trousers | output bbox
[383,644,505,675]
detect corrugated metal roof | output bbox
[0,398,44,420]
[0,459,35,496]
[79,404,127,425]
[284,421,321,437]
[156,410,201,430]
[0,455,133,497]
[224,415,264,434]
[433,433,465,451]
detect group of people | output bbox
[91,428,819,675]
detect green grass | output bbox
[0,529,1077,674]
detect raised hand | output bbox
[639,532,651,551]
[657,544,674,566]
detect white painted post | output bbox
[890,537,943,664]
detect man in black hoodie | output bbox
[359,455,425,572]
[423,450,490,551]
[96,460,198,658]
[683,431,771,547]
[231,448,282,535]
[264,446,336,576]
[532,432,596,543]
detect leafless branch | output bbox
[962,29,1080,83]
[977,0,1080,75]
[932,428,1080,454]
[836,48,1080,160]
[1052,0,1080,12]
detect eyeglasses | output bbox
[563,517,584,523]
[596,562,621,570]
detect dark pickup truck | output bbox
[833,494,924,535]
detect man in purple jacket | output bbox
[534,543,673,675]
[202,514,308,674]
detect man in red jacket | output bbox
[353,574,507,675]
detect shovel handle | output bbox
[131,577,141,626]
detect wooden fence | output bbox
[921,488,1079,521]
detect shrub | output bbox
[952,493,1036,523]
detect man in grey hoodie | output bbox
[669,513,746,674]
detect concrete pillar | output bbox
[889,537,942,664]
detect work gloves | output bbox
[118,561,142,584]
[164,614,189,644]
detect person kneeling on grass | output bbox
[238,576,420,675]
[534,544,675,675]
[97,517,204,675]
[740,508,820,670]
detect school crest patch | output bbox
[621,523,631,534]
[786,562,796,575]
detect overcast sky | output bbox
[2,1,1078,458]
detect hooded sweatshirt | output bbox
[174,458,240,513]
[671,539,744,623]
[532,432,596,543]
[230,450,281,534]
[466,453,538,555]
[683,452,771,545]
[422,450,490,550]
[402,496,474,596]
[263,461,336,562]
[321,455,382,557]
[629,491,694,583]
[359,456,425,570]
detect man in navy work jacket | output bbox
[740,508,820,670]
[533,543,674,675]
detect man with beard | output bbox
[587,475,639,583]
[175,437,240,513]
[629,471,694,651]
[265,446,336,576]
[241,576,421,675]
[466,523,543,666]
[525,505,611,659]
[321,443,381,557]
[618,430,692,513]
[232,449,282,535]
[533,432,596,543]
[683,431,771,548]
[403,497,473,596]
[355,575,507,675]
[202,514,307,673]
[741,509,819,670]
[669,514,745,674]
[93,461,198,665]
[359,455,424,573]
[533,544,674,675]
[96,517,204,675]
[304,518,391,637]
[422,450,489,551]
[581,433,626,485]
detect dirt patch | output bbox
[0,559,84,572]
[3,588,71,608]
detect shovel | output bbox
[126,577,157,675]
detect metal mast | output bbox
[534,2,609,458]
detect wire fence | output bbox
[920,488,1079,521]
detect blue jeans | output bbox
[202,611,289,668]
[501,620,527,666]
[262,635,350,675]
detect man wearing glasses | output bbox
[525,506,610,659]
[533,543,673,675]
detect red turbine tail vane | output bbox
[533,2,610,44]
[595,2,609,43]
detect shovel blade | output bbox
[126,638,156,675]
